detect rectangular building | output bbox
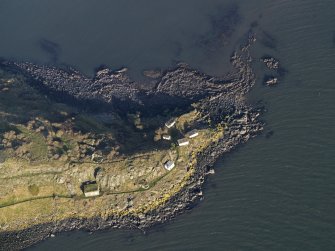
[165,118,176,128]
[83,182,100,197]
[186,129,199,138]
[177,138,189,146]
[164,160,175,171]
[162,135,172,140]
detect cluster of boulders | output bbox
[0,115,120,162]
[262,57,280,70]
[0,130,26,150]
[261,56,283,86]
[7,36,254,115]
[265,77,279,86]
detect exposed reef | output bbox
[261,57,279,70]
[0,34,265,250]
[261,56,285,86]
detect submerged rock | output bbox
[143,69,162,79]
[261,57,280,70]
[265,77,279,86]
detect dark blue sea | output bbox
[0,0,334,250]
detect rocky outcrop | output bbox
[265,77,279,86]
[261,56,286,86]
[2,36,255,116]
[0,33,265,250]
[261,57,279,70]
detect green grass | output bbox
[59,135,76,152]
[74,115,110,133]
[0,121,18,134]
[16,125,48,161]
[0,69,228,230]
[0,194,72,209]
[0,170,63,180]
[104,170,172,195]
[83,183,99,193]
[28,184,40,196]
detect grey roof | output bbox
[177,138,189,145]
[165,118,176,127]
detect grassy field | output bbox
[0,68,225,232]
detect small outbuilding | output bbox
[177,138,189,146]
[186,129,199,138]
[165,118,176,128]
[164,160,175,171]
[162,135,171,140]
[83,182,100,197]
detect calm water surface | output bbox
[1,0,335,250]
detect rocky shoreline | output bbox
[0,34,266,250]
[0,106,263,250]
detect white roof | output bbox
[186,129,199,138]
[177,138,189,146]
[165,118,176,128]
[162,135,171,140]
[84,190,100,197]
[164,160,175,171]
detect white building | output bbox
[165,118,176,128]
[177,138,189,146]
[84,190,100,197]
[83,183,100,197]
[162,135,171,140]
[164,160,175,171]
[186,129,199,138]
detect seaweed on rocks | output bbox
[38,38,61,63]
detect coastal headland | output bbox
[0,34,265,250]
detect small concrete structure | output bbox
[165,118,176,128]
[177,138,189,146]
[83,182,100,197]
[162,135,171,140]
[164,160,175,171]
[186,129,199,138]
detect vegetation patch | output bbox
[28,184,40,196]
[0,66,230,233]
